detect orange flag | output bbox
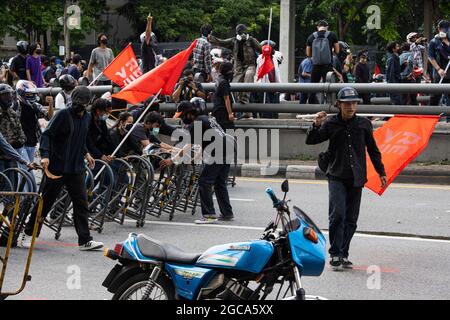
[103,43,142,88]
[257,45,275,80]
[365,115,440,195]
[112,40,198,104]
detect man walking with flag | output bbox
[306,87,387,270]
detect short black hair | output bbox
[183,69,194,77]
[401,42,411,52]
[317,20,329,27]
[91,98,111,113]
[219,61,234,76]
[386,41,399,53]
[144,111,164,126]
[72,54,82,65]
[201,24,212,36]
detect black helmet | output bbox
[16,41,29,55]
[190,97,207,115]
[0,84,16,110]
[337,87,360,102]
[59,74,77,92]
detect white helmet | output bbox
[406,32,418,42]
[210,48,223,64]
[274,51,284,64]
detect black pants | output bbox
[213,108,235,130]
[328,178,363,259]
[430,77,450,106]
[308,65,333,104]
[198,164,233,218]
[25,173,93,246]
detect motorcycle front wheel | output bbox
[112,272,175,300]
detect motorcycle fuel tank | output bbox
[196,240,274,274]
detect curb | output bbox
[237,164,450,185]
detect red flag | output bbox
[374,64,381,76]
[103,43,142,88]
[365,115,440,195]
[112,40,198,104]
[257,45,275,80]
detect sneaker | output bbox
[19,233,32,249]
[329,256,342,270]
[79,240,104,251]
[195,216,219,225]
[218,215,235,222]
[342,258,354,269]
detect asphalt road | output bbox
[2,178,450,300]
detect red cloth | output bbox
[374,63,381,76]
[257,45,275,80]
[365,115,440,195]
[103,43,142,88]
[112,40,198,104]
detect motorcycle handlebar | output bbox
[265,188,281,207]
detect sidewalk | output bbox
[235,161,450,185]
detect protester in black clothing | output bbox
[386,41,403,105]
[141,14,159,73]
[354,51,371,104]
[161,102,234,225]
[109,112,141,158]
[306,20,340,104]
[213,62,235,130]
[306,87,387,270]
[87,98,114,163]
[21,86,103,251]
[10,41,29,81]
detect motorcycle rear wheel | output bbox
[113,272,175,301]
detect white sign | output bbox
[59,46,65,56]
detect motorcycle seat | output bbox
[136,234,202,265]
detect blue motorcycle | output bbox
[102,180,327,300]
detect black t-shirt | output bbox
[307,31,339,65]
[213,76,231,112]
[10,54,27,80]
[141,36,158,73]
[130,124,161,145]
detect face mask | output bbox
[73,104,86,113]
[124,124,134,133]
[439,32,448,39]
[236,34,249,42]
[101,39,108,45]
[152,128,160,136]
[25,94,39,105]
[36,49,42,55]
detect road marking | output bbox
[36,241,78,247]
[124,220,450,244]
[236,177,450,191]
[214,197,255,202]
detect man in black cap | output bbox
[209,24,261,116]
[306,87,387,270]
[306,20,340,104]
[21,86,104,251]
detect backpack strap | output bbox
[324,31,331,38]
[313,32,319,39]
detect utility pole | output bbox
[64,0,71,60]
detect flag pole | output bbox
[88,72,104,86]
[93,88,163,180]
[439,58,450,84]
[263,7,273,105]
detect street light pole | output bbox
[64,0,71,60]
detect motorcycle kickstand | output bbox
[141,264,162,300]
